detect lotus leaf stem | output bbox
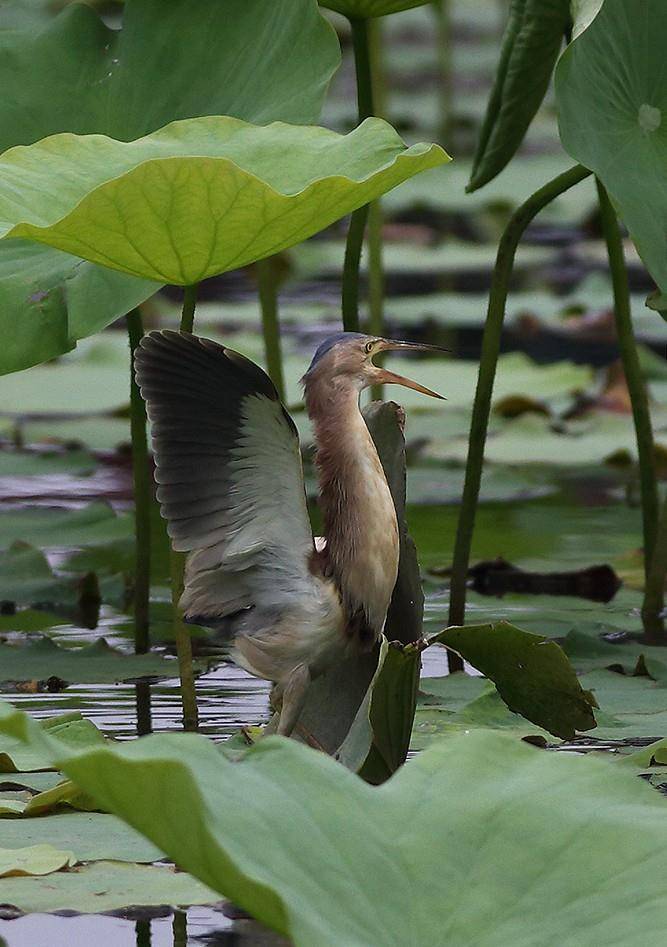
[596,180,659,583]
[342,16,375,332]
[447,164,592,671]
[127,308,151,656]
[257,256,286,401]
[168,283,203,731]
[367,19,385,399]
[643,493,667,643]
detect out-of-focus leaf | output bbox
[0,712,104,772]
[468,0,570,192]
[3,702,667,945]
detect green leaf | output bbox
[0,861,217,914]
[431,621,598,738]
[0,0,339,150]
[0,712,104,772]
[1,810,162,864]
[0,240,158,376]
[468,0,570,192]
[0,844,75,878]
[556,0,667,302]
[0,117,448,285]
[320,0,430,16]
[0,0,339,373]
[3,702,667,944]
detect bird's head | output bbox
[302,332,447,399]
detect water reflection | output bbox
[0,907,291,946]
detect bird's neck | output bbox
[305,374,399,641]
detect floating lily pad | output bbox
[0,637,186,686]
[412,678,553,750]
[557,0,667,303]
[0,860,217,915]
[0,117,447,285]
[0,501,132,551]
[0,611,65,634]
[0,543,83,608]
[1,811,162,864]
[0,448,96,477]
[3,703,667,944]
[0,843,75,878]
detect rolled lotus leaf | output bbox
[468,0,570,192]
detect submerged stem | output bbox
[127,308,151,655]
[257,256,286,401]
[447,165,591,667]
[596,181,659,581]
[169,281,202,731]
[342,16,375,333]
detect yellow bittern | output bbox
[136,331,444,735]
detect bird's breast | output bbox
[338,455,399,639]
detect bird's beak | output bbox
[375,339,448,400]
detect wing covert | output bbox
[135,330,315,619]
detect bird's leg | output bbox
[276,664,311,737]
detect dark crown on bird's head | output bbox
[304,332,369,376]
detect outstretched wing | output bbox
[135,330,316,621]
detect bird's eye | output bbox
[365,341,374,354]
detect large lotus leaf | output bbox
[0,117,448,285]
[556,0,667,302]
[0,861,218,914]
[0,636,190,685]
[0,0,339,374]
[431,621,598,738]
[0,0,339,150]
[3,702,667,945]
[320,0,429,16]
[1,810,161,863]
[0,240,159,375]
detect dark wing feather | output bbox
[135,330,315,620]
